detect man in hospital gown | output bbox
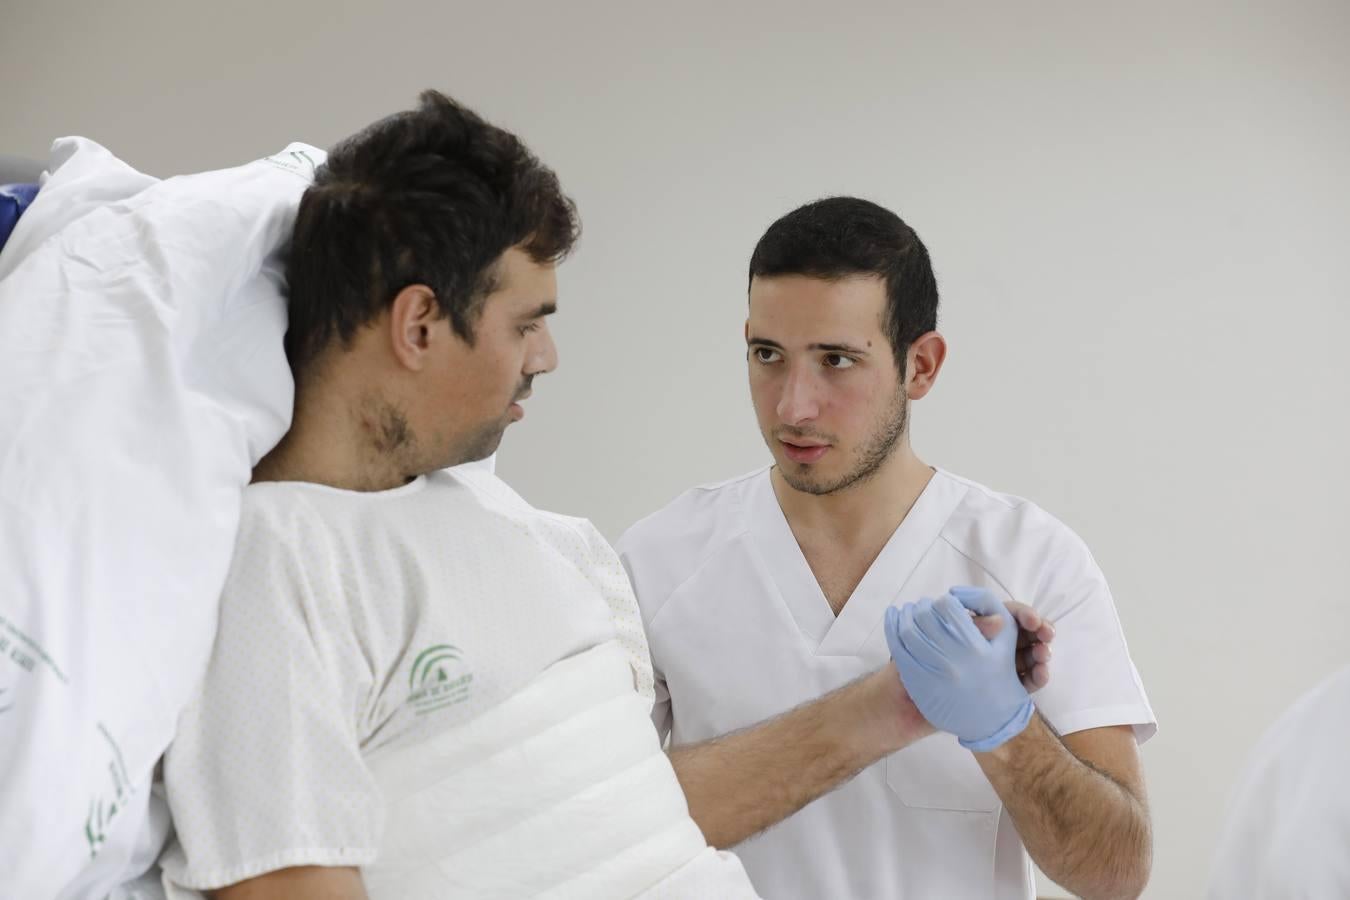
[1208,665,1350,898]
[157,91,759,899]
[617,198,1157,899]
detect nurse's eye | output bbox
[752,347,782,364]
[518,321,541,337]
[824,354,855,370]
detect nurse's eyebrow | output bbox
[746,336,869,355]
[812,342,868,355]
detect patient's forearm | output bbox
[208,866,367,900]
[667,664,930,848]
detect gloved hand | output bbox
[884,585,1035,751]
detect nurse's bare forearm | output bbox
[975,715,1151,900]
[666,664,929,849]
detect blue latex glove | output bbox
[884,585,1034,751]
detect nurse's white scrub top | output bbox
[1208,665,1350,899]
[616,466,1157,900]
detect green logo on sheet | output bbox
[86,795,119,859]
[407,644,474,716]
[261,147,319,179]
[85,723,132,859]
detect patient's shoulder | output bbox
[233,480,329,545]
[221,484,348,622]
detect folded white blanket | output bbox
[0,138,321,899]
[362,640,760,900]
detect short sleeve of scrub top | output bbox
[942,493,1156,743]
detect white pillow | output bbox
[0,137,323,900]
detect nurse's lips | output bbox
[780,440,830,464]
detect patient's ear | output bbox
[388,284,440,371]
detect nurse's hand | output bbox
[971,600,1054,693]
[884,588,1039,751]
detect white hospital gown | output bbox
[160,467,753,899]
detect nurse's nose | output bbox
[776,367,820,426]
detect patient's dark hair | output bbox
[284,89,580,372]
[748,197,938,375]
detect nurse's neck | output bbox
[772,439,935,544]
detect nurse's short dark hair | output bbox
[284,89,580,373]
[748,197,939,375]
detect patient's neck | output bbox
[253,369,421,493]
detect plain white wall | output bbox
[4,2,1348,896]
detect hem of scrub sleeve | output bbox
[166,846,379,891]
[1045,703,1157,744]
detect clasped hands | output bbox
[885,587,1053,752]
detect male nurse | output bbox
[618,197,1155,900]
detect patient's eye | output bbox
[518,321,541,336]
[824,354,855,370]
[753,347,781,364]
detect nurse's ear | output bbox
[903,331,947,400]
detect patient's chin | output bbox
[443,420,507,470]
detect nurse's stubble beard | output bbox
[775,387,908,497]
